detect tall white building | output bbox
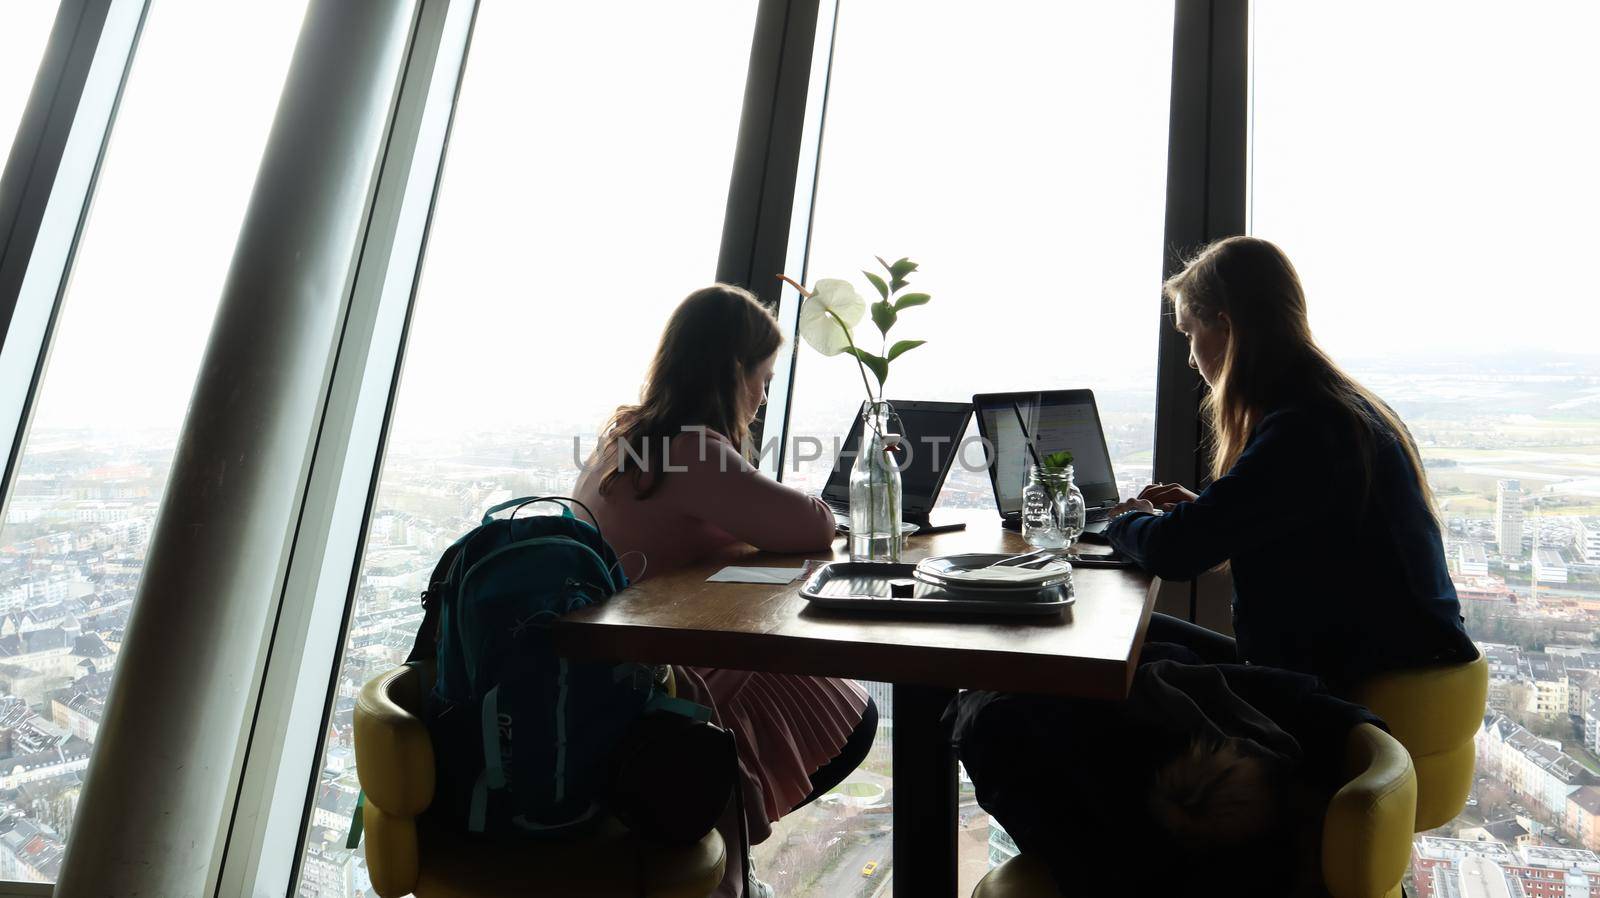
[1498,480,1526,559]
[1579,517,1600,565]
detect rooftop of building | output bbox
[1570,786,1600,817]
[1519,844,1600,870]
[1417,836,1518,864]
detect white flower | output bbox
[797,278,865,357]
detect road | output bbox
[809,828,892,898]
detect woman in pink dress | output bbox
[573,284,876,898]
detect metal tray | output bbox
[799,562,1073,617]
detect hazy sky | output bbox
[12,0,308,433]
[386,1,756,441]
[2,0,1597,450]
[787,1,1173,443]
[1251,0,1600,364]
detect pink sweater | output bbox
[572,428,869,860]
[573,429,837,581]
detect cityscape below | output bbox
[0,356,1595,894]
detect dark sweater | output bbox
[1107,401,1476,686]
[949,643,1381,896]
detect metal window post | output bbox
[1154,0,1249,624]
[717,0,837,477]
[216,2,478,894]
[54,2,422,894]
[1153,0,1249,492]
[0,0,148,523]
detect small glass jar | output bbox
[1022,464,1085,550]
[848,400,903,562]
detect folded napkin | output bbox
[706,566,807,584]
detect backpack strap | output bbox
[406,541,466,664]
[406,588,441,664]
[481,495,610,557]
[481,495,598,527]
[482,686,506,789]
[482,495,563,524]
[344,791,366,849]
[468,770,491,833]
[554,658,571,803]
[731,728,752,896]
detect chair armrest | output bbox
[1322,723,1416,898]
[354,664,436,817]
[363,801,420,898]
[1352,649,1487,753]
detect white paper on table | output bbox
[706,566,807,584]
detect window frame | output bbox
[276,0,785,892]
[0,0,1256,894]
[716,0,840,476]
[19,0,439,893]
[222,1,480,894]
[0,0,149,529]
[0,2,147,891]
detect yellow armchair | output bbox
[1349,647,1488,831]
[353,663,727,898]
[971,723,1417,898]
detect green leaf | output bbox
[892,292,930,311]
[875,255,894,274]
[843,347,888,389]
[889,257,918,280]
[1042,449,1075,470]
[886,339,925,361]
[870,300,897,336]
[862,271,889,301]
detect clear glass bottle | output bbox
[848,400,903,562]
[1022,464,1085,550]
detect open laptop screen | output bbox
[974,390,1118,516]
[819,400,973,517]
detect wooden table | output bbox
[554,511,1155,897]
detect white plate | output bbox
[911,570,1074,595]
[915,553,1073,590]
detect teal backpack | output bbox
[407,496,711,836]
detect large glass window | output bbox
[294,4,757,894]
[782,3,1172,510]
[1252,1,1600,890]
[0,0,307,882]
[0,1,60,169]
[772,3,1173,893]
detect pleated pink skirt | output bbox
[672,665,868,843]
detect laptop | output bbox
[972,389,1121,535]
[819,399,972,535]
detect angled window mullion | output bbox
[55,0,428,892]
[210,0,480,894]
[716,0,836,478]
[1153,0,1248,490]
[0,0,149,520]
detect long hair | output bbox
[596,284,782,499]
[1164,236,1435,519]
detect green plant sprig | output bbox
[1042,450,1074,471]
[843,256,928,394]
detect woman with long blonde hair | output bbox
[1107,236,1475,686]
[573,284,875,898]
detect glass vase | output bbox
[1022,464,1085,550]
[848,400,903,562]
